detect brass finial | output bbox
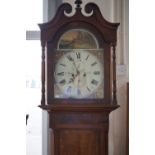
[75,0,82,8]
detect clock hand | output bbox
[67,72,74,77]
[72,61,81,75]
[83,72,87,77]
[73,71,80,83]
[67,71,77,84]
[68,78,73,83]
[68,71,81,84]
[71,62,80,80]
[73,70,86,84]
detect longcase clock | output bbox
[38,0,120,155]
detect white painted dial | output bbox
[54,50,103,98]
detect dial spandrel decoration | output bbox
[54,29,104,99]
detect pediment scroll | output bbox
[64,3,75,17]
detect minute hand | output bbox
[72,61,79,73]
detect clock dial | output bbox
[54,50,104,98]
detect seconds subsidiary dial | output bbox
[54,50,103,98]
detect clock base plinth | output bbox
[40,105,119,155]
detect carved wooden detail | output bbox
[112,44,117,104]
[41,41,46,106]
[126,82,129,155]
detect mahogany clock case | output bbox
[38,1,120,155]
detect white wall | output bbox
[26,89,42,155]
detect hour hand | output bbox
[68,78,73,83]
[72,61,80,73]
[68,72,74,77]
[83,72,87,77]
[68,73,75,83]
